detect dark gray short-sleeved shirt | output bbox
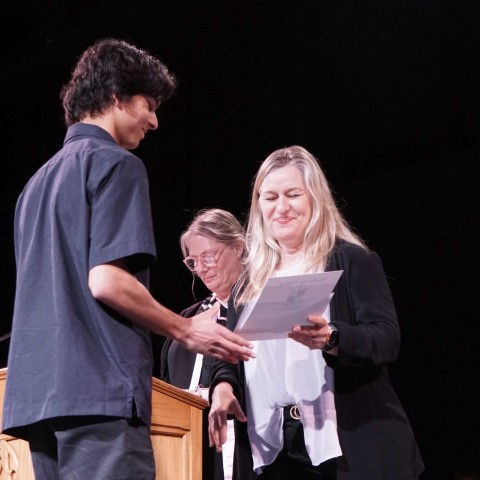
[3,124,157,438]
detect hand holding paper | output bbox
[234,270,343,340]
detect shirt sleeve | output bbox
[88,152,156,272]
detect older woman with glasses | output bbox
[160,208,245,480]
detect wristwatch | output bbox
[322,323,339,352]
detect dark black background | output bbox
[1,1,479,478]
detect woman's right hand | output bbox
[208,381,247,452]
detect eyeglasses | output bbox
[183,246,227,273]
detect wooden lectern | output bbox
[0,368,208,479]
[150,377,208,479]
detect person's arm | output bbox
[88,260,255,363]
[208,381,247,452]
[289,314,337,354]
[207,296,248,451]
[289,245,399,365]
[329,244,401,368]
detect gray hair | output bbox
[180,208,245,258]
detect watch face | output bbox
[328,329,340,347]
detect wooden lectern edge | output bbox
[152,377,208,410]
[0,368,207,429]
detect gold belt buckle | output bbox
[289,405,300,420]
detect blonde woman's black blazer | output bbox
[211,240,424,480]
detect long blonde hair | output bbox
[235,145,366,306]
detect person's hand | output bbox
[183,304,256,363]
[288,314,335,352]
[208,382,247,452]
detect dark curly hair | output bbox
[60,38,177,126]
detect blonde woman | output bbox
[208,146,424,480]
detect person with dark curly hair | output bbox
[2,38,253,480]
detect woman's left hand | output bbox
[288,314,334,351]
[208,381,247,452]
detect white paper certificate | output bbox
[234,270,343,340]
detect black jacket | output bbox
[160,300,204,387]
[210,240,424,480]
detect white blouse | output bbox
[244,265,342,474]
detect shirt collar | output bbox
[64,123,117,146]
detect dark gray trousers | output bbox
[27,415,155,480]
